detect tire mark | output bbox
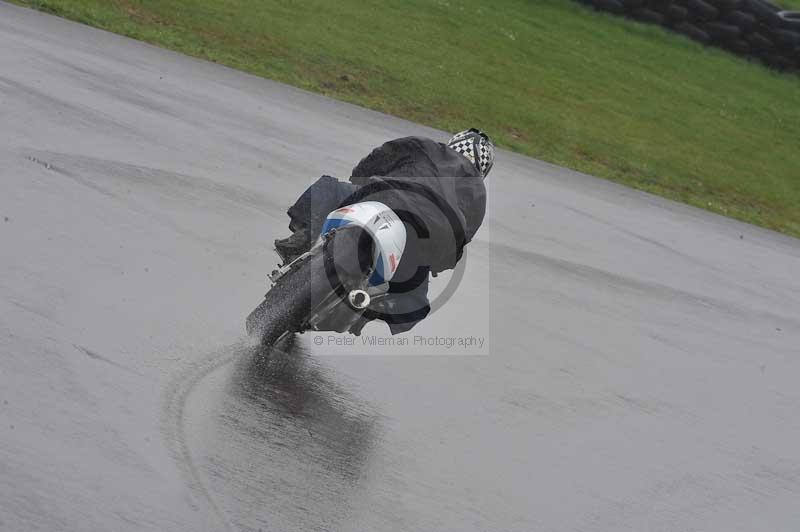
[161,343,241,531]
[160,338,293,532]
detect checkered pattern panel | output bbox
[449,138,477,166]
[476,141,493,176]
[447,130,494,177]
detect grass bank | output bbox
[9,0,800,237]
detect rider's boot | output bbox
[274,227,312,266]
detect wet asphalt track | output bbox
[2,3,800,531]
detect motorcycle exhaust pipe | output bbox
[348,289,371,310]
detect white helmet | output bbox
[447,128,495,177]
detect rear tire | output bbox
[246,250,327,346]
[246,225,372,346]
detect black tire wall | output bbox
[575,0,800,73]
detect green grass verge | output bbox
[8,0,800,237]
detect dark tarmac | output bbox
[2,3,800,531]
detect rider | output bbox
[274,128,494,333]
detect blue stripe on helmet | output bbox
[368,254,385,286]
[320,217,352,235]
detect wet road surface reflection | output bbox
[181,338,382,532]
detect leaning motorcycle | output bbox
[246,201,406,346]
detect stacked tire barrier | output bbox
[577,0,800,73]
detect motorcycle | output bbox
[246,201,407,346]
